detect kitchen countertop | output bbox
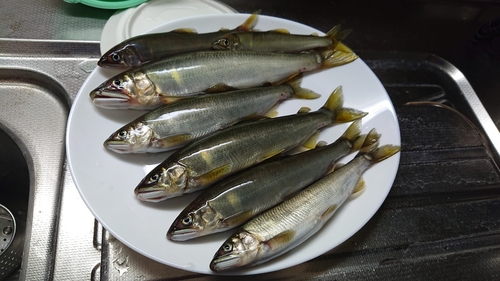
[1,1,499,280]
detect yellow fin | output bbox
[321,48,358,68]
[264,109,279,118]
[297,106,311,114]
[172,28,197,33]
[271,28,290,34]
[158,95,183,104]
[358,129,381,154]
[286,77,321,100]
[335,108,368,123]
[352,178,365,195]
[322,86,344,112]
[222,210,256,227]
[340,120,362,143]
[160,134,192,147]
[321,204,338,220]
[325,25,352,42]
[310,32,319,37]
[195,164,232,186]
[302,131,319,150]
[370,145,401,163]
[316,140,328,147]
[266,230,295,250]
[204,83,235,93]
[236,10,260,31]
[261,148,285,161]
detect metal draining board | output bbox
[86,52,500,280]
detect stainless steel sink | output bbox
[0,39,101,280]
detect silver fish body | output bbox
[90,47,357,110]
[98,12,259,68]
[103,83,318,154]
[167,121,368,241]
[133,87,366,202]
[210,137,400,272]
[212,25,351,53]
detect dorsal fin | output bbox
[172,28,197,34]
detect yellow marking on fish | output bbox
[223,210,254,227]
[321,204,338,220]
[225,191,242,207]
[200,149,213,164]
[353,178,366,194]
[160,134,192,147]
[196,164,232,186]
[266,230,295,250]
[170,69,183,85]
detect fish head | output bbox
[98,45,142,68]
[90,71,158,110]
[167,203,222,241]
[210,230,260,272]
[134,163,188,202]
[103,121,154,154]
[211,34,240,50]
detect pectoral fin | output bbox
[301,131,319,150]
[261,148,285,161]
[222,210,256,228]
[172,28,197,33]
[352,177,365,195]
[158,95,183,104]
[271,28,290,34]
[321,204,338,220]
[195,164,232,186]
[159,134,192,147]
[266,230,295,250]
[204,83,236,93]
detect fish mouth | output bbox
[134,188,171,202]
[90,89,131,109]
[167,228,201,242]
[103,140,133,154]
[210,254,242,272]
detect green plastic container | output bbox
[64,0,148,9]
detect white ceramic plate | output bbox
[100,0,236,54]
[68,14,401,275]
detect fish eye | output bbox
[181,214,193,226]
[113,79,122,87]
[221,38,229,47]
[118,130,127,138]
[222,243,232,252]
[111,53,121,62]
[149,174,159,183]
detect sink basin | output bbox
[0,39,100,280]
[0,125,28,280]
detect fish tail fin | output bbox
[340,120,362,150]
[321,86,367,124]
[320,41,358,69]
[236,10,260,31]
[358,129,381,155]
[325,25,353,44]
[286,77,321,100]
[370,144,401,163]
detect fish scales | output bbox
[144,50,322,97]
[134,86,367,202]
[168,122,363,241]
[210,140,401,271]
[175,111,331,182]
